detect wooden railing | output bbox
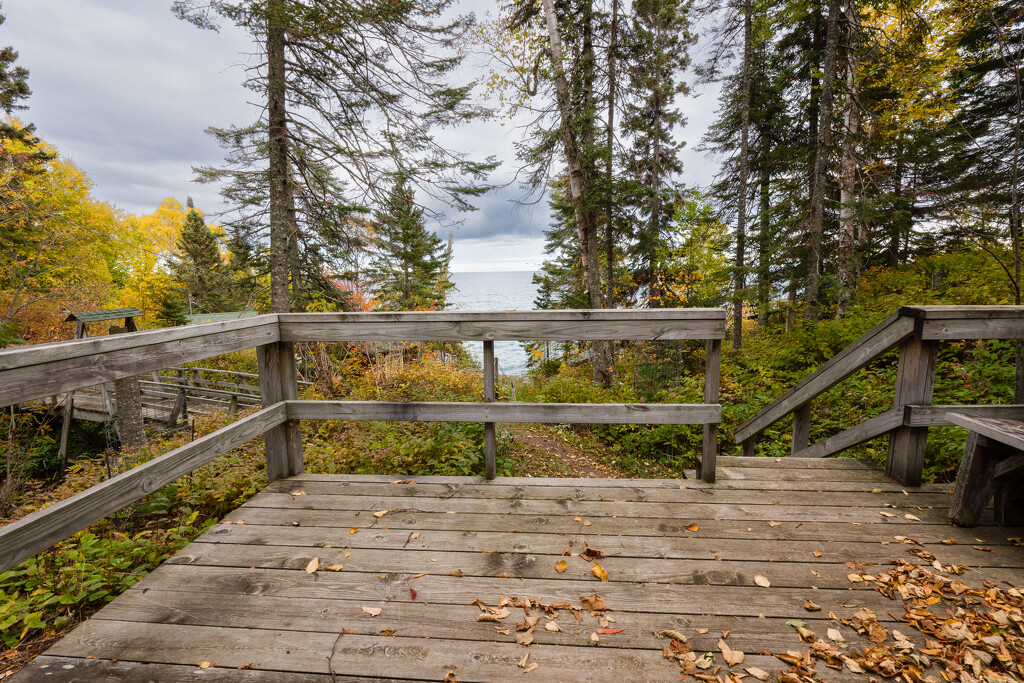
[735,306,1024,486]
[0,309,725,572]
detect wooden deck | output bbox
[12,456,1024,682]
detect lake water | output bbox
[447,271,538,375]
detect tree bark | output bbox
[268,0,291,314]
[836,3,861,318]
[756,139,770,329]
[804,0,841,319]
[605,0,619,309]
[108,325,147,450]
[733,0,753,349]
[541,0,610,385]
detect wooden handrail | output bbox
[735,305,1024,486]
[0,309,726,572]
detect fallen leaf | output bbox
[580,594,606,611]
[684,522,699,532]
[719,639,745,666]
[555,560,567,573]
[379,628,395,636]
[544,621,561,632]
[516,630,534,646]
[410,588,417,601]
[871,488,882,493]
[812,551,822,558]
[695,627,709,634]
[753,575,770,588]
[373,510,389,518]
[591,562,608,582]
[597,628,624,634]
[905,513,922,521]
[841,656,865,673]
[444,669,458,683]
[362,606,382,617]
[518,653,530,668]
[573,516,582,522]
[826,627,844,642]
[803,600,821,611]
[412,573,427,579]
[695,652,714,669]
[745,667,770,681]
[305,557,320,574]
[290,490,306,496]
[197,662,214,669]
[768,521,782,527]
[657,630,688,643]
[322,564,344,572]
[477,613,503,622]
[846,573,863,583]
[879,511,896,518]
[349,528,358,534]
[582,521,592,526]
[409,532,420,540]
[450,569,464,577]
[522,663,538,673]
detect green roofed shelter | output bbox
[65,308,144,323]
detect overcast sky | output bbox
[3,0,721,272]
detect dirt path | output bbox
[507,425,622,478]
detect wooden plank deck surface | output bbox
[13,456,1024,682]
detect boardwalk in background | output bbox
[13,456,1024,682]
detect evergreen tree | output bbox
[174,0,496,313]
[156,286,189,326]
[172,198,228,313]
[367,178,453,311]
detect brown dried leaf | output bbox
[745,667,770,681]
[197,662,213,669]
[657,630,688,643]
[544,621,561,632]
[684,522,699,532]
[803,600,821,611]
[768,521,782,527]
[322,564,344,572]
[518,653,530,668]
[581,594,606,611]
[362,606,382,617]
[522,663,538,673]
[555,560,567,573]
[450,569,464,577]
[305,557,320,574]
[718,639,745,666]
[812,551,822,558]
[753,575,770,588]
[905,513,922,521]
[373,510,389,518]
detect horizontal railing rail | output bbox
[0,309,725,573]
[734,305,1024,486]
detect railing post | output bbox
[483,339,496,480]
[258,341,304,483]
[701,339,721,483]
[791,402,812,454]
[886,333,939,486]
[741,436,757,457]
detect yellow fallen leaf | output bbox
[373,510,389,518]
[719,638,745,666]
[753,575,770,588]
[573,516,582,522]
[522,663,539,673]
[518,653,530,668]
[323,564,344,572]
[290,490,306,496]
[812,551,822,558]
[768,521,782,527]
[879,511,896,518]
[847,573,863,583]
[591,562,608,582]
[349,528,358,534]
[362,606,382,617]
[871,488,882,493]
[555,560,567,573]
[305,557,320,574]
[582,521,592,526]
[696,627,709,634]
[905,513,922,521]
[409,532,420,540]
[683,522,699,532]
[197,662,214,669]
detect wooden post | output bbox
[258,341,303,482]
[741,435,757,457]
[791,402,812,455]
[886,334,939,486]
[701,339,721,483]
[483,340,496,480]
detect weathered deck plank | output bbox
[12,458,1024,682]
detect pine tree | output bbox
[172,198,228,313]
[367,178,453,311]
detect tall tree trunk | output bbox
[804,0,841,319]
[836,3,861,318]
[757,142,770,329]
[733,0,753,349]
[540,0,610,384]
[786,274,797,332]
[605,0,619,308]
[889,154,904,266]
[267,0,290,314]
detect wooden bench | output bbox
[947,413,1024,526]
